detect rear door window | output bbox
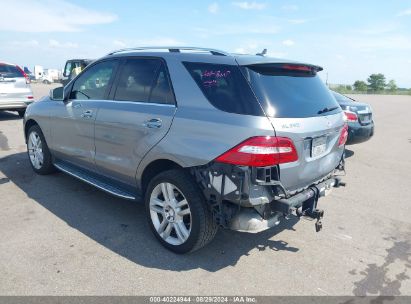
[113,58,175,105]
[243,64,341,118]
[183,62,263,116]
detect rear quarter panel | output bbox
[136,107,275,191]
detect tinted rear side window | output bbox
[0,64,22,78]
[243,64,341,118]
[114,58,175,105]
[183,62,263,116]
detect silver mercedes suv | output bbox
[24,47,347,253]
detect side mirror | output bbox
[49,86,64,101]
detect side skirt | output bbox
[54,160,141,201]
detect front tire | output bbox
[27,125,55,175]
[145,169,218,253]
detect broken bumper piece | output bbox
[228,177,343,233]
[191,161,345,233]
[229,208,282,233]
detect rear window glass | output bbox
[0,64,23,78]
[114,58,175,105]
[242,64,341,118]
[183,62,263,116]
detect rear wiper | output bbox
[317,106,339,114]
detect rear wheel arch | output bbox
[140,159,183,195]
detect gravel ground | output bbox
[0,84,410,295]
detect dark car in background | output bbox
[332,91,374,144]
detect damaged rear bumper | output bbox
[191,159,345,233]
[229,177,343,233]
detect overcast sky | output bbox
[1,0,410,87]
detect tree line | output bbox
[333,74,410,95]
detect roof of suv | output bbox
[103,46,313,67]
[0,61,17,66]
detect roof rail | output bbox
[107,46,229,56]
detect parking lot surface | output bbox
[0,83,410,295]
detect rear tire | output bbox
[145,169,218,253]
[26,125,55,175]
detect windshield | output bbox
[243,65,341,118]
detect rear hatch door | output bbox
[242,63,345,192]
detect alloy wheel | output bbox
[149,182,192,245]
[28,131,44,169]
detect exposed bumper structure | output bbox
[229,176,343,233]
[229,208,282,233]
[191,157,345,233]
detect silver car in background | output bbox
[23,47,347,253]
[0,62,34,117]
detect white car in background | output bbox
[40,73,54,84]
[0,62,34,117]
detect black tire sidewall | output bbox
[145,170,207,254]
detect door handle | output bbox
[143,118,162,129]
[81,110,93,118]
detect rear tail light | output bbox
[215,136,298,167]
[344,111,358,122]
[27,96,34,99]
[16,65,30,84]
[338,124,349,147]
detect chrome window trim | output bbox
[102,99,177,108]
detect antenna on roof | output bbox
[256,48,267,56]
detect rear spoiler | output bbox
[245,63,323,76]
